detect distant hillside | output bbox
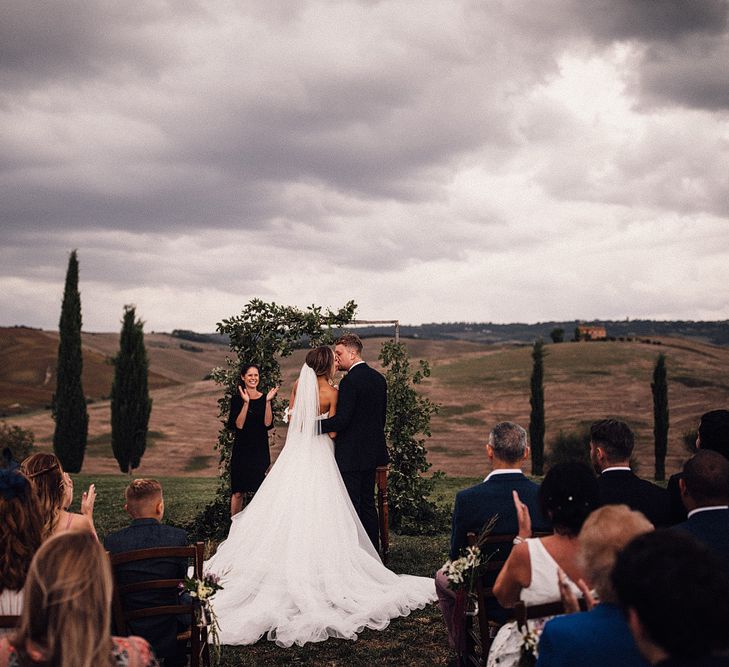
[5,331,729,479]
[0,326,229,416]
[352,320,729,346]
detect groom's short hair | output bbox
[489,422,528,464]
[336,333,363,355]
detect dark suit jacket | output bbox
[598,469,670,527]
[673,508,729,570]
[450,472,550,622]
[104,518,189,659]
[536,603,649,667]
[319,362,388,472]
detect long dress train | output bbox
[204,364,437,647]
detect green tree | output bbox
[573,326,582,342]
[53,249,88,472]
[189,299,357,540]
[111,305,152,474]
[549,327,564,343]
[529,339,546,475]
[379,340,447,535]
[652,353,669,481]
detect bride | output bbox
[205,346,437,647]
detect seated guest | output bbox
[104,479,189,667]
[0,531,158,666]
[673,450,729,569]
[435,422,550,657]
[612,530,729,666]
[1,448,19,471]
[591,419,669,527]
[487,461,599,667]
[537,505,653,667]
[21,452,96,538]
[0,470,44,626]
[668,409,729,524]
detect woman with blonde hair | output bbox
[0,531,158,667]
[20,453,96,538]
[0,469,44,624]
[536,505,654,667]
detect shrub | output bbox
[0,421,34,466]
[546,429,591,469]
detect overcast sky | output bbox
[1,1,728,332]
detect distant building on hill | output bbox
[577,323,607,340]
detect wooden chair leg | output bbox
[376,465,389,564]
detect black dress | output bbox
[227,393,273,494]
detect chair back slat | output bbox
[0,615,20,630]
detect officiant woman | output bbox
[227,363,277,516]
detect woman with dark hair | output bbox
[487,461,600,667]
[0,470,43,626]
[227,363,278,516]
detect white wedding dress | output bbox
[204,363,437,647]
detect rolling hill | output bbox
[3,327,728,479]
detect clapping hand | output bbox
[512,490,532,539]
[81,483,96,519]
[238,385,250,403]
[558,568,596,612]
[266,386,279,401]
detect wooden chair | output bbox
[109,541,209,667]
[513,598,586,630]
[376,465,389,563]
[463,532,552,666]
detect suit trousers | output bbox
[340,468,379,552]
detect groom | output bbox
[320,333,389,551]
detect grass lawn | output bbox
[68,473,484,666]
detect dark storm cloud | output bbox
[571,0,728,42]
[0,1,206,90]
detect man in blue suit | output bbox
[436,421,549,657]
[104,479,189,667]
[673,449,729,570]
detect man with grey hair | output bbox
[435,421,550,660]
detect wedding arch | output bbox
[187,299,447,544]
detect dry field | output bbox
[3,327,728,478]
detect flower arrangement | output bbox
[180,572,224,665]
[443,515,499,595]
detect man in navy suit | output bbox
[435,421,550,656]
[673,449,729,569]
[104,479,189,667]
[320,333,388,552]
[667,409,729,524]
[591,419,669,527]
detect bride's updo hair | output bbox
[306,346,334,378]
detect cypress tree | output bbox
[652,353,669,481]
[53,250,88,472]
[529,339,546,475]
[111,305,152,473]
